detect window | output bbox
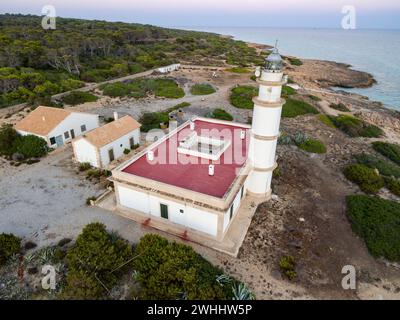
[240,186,244,199]
[49,137,56,145]
[80,124,87,132]
[129,137,135,149]
[179,209,184,214]
[230,205,234,220]
[160,204,169,219]
[64,131,70,140]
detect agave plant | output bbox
[232,283,255,300]
[109,230,121,244]
[131,270,140,281]
[37,247,56,265]
[278,134,293,145]
[293,131,308,145]
[216,274,232,287]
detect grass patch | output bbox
[329,102,350,112]
[355,153,400,178]
[346,195,400,261]
[190,83,216,95]
[317,114,336,128]
[288,57,303,66]
[282,85,296,97]
[164,102,190,114]
[372,142,400,166]
[384,177,400,197]
[297,139,327,154]
[344,164,385,194]
[329,115,384,138]
[0,233,21,267]
[61,91,98,106]
[308,95,322,102]
[279,256,297,281]
[282,98,319,118]
[226,67,251,73]
[102,79,184,99]
[230,86,258,109]
[206,108,233,121]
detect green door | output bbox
[160,204,168,219]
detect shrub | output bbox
[164,102,190,114]
[86,196,97,206]
[344,164,385,194]
[288,57,303,66]
[79,162,92,172]
[329,102,350,112]
[384,177,400,197]
[346,195,400,261]
[282,99,319,118]
[61,91,98,106]
[0,124,19,156]
[230,86,257,109]
[308,95,321,102]
[281,85,296,97]
[297,139,327,154]
[372,142,400,166]
[190,83,216,95]
[123,148,131,155]
[0,233,21,267]
[139,112,169,132]
[60,79,85,91]
[226,67,251,73]
[206,108,233,121]
[330,115,384,138]
[355,153,400,178]
[12,135,49,158]
[61,223,134,299]
[279,256,297,280]
[133,234,241,300]
[318,114,336,128]
[86,169,102,179]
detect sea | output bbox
[181,27,400,110]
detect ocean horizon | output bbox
[179,26,400,110]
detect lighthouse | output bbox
[247,45,286,198]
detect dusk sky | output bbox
[1,0,400,29]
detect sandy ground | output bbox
[1,64,400,300]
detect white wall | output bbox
[223,185,244,233]
[48,112,99,147]
[72,138,99,168]
[99,129,140,167]
[117,184,218,237]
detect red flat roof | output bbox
[122,119,250,198]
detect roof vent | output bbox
[190,121,195,131]
[147,150,154,161]
[240,130,246,140]
[208,164,214,176]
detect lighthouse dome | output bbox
[265,47,283,72]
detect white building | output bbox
[72,114,141,168]
[157,63,181,74]
[110,47,286,244]
[15,106,99,148]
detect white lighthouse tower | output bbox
[247,45,286,198]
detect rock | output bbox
[299,218,306,222]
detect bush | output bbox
[0,233,21,267]
[279,256,297,280]
[346,195,400,261]
[297,139,327,154]
[308,95,322,102]
[344,164,385,194]
[61,91,98,106]
[61,223,134,299]
[123,148,131,155]
[79,162,92,172]
[86,169,102,179]
[12,135,49,158]
[139,112,169,132]
[230,86,257,109]
[330,115,384,138]
[317,114,336,128]
[190,83,216,95]
[206,108,233,121]
[288,57,303,66]
[0,124,19,156]
[384,177,400,197]
[282,98,319,118]
[281,85,296,97]
[329,102,350,112]
[372,142,400,165]
[133,234,240,300]
[355,153,400,178]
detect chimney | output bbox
[190,121,195,131]
[208,164,214,176]
[147,150,154,161]
[113,112,119,121]
[240,130,246,140]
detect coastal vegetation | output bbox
[297,138,327,154]
[354,153,400,178]
[226,67,251,73]
[0,14,264,108]
[344,164,385,194]
[329,102,350,112]
[229,86,257,109]
[329,115,384,138]
[279,256,297,281]
[317,114,336,128]
[281,99,319,118]
[101,78,184,99]
[281,85,296,97]
[0,233,21,267]
[61,91,99,105]
[190,83,216,95]
[346,195,400,261]
[287,57,303,66]
[206,108,233,121]
[372,142,400,165]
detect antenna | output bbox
[275,39,279,49]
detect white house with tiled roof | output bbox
[14,106,99,148]
[72,114,141,168]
